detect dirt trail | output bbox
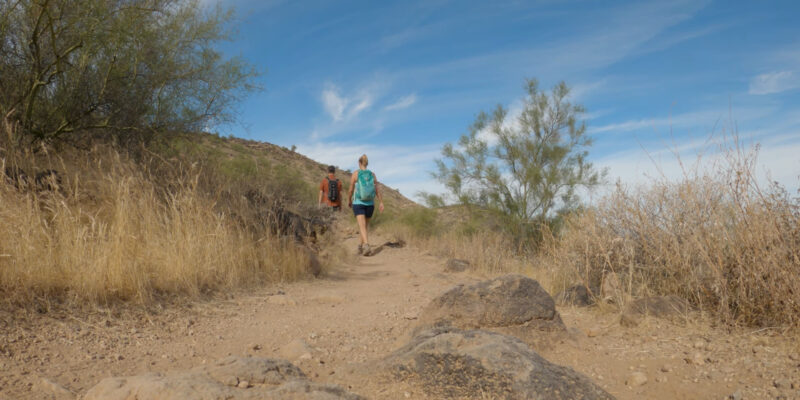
[1,221,798,399]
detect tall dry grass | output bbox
[0,130,316,307]
[539,140,800,328]
[387,224,529,275]
[390,134,798,329]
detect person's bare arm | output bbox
[374,172,385,213]
[347,172,357,208]
[318,186,323,205]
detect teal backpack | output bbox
[356,169,376,202]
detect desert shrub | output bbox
[424,79,603,246]
[540,143,800,328]
[398,208,441,238]
[383,212,528,276]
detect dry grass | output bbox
[0,129,320,307]
[389,135,799,330]
[539,139,800,329]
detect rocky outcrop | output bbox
[417,275,565,332]
[554,284,597,307]
[83,356,364,400]
[362,239,405,257]
[620,295,693,327]
[382,327,616,400]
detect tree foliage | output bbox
[0,0,258,147]
[427,79,603,239]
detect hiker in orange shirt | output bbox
[319,165,343,211]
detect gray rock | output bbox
[37,377,75,399]
[625,371,647,387]
[444,258,470,273]
[382,327,615,400]
[554,285,597,307]
[418,275,565,332]
[279,338,315,361]
[773,378,790,389]
[84,356,364,400]
[363,240,406,257]
[620,295,692,327]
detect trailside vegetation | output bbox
[0,0,258,148]
[422,79,603,243]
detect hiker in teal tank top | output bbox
[347,154,384,256]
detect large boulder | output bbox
[382,327,615,400]
[417,275,565,332]
[620,295,693,327]
[84,356,364,400]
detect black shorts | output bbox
[352,204,374,218]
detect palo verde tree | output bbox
[0,0,258,148]
[424,79,604,242]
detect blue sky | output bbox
[205,0,800,200]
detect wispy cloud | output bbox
[320,84,374,122]
[596,134,800,193]
[638,22,731,56]
[568,80,607,101]
[379,24,441,51]
[321,87,347,121]
[388,1,711,93]
[589,107,776,135]
[199,0,287,12]
[748,71,800,95]
[384,94,418,111]
[589,110,724,134]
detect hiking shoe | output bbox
[362,244,371,256]
[357,244,363,255]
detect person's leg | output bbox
[356,214,368,245]
[361,205,375,254]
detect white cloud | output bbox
[321,87,347,121]
[748,71,800,95]
[384,94,418,111]
[595,134,800,194]
[350,96,373,117]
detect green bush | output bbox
[399,208,440,238]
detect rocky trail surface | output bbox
[1,220,799,399]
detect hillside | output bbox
[223,136,419,212]
[0,130,419,310]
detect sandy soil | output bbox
[1,223,798,399]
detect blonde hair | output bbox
[358,154,368,167]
